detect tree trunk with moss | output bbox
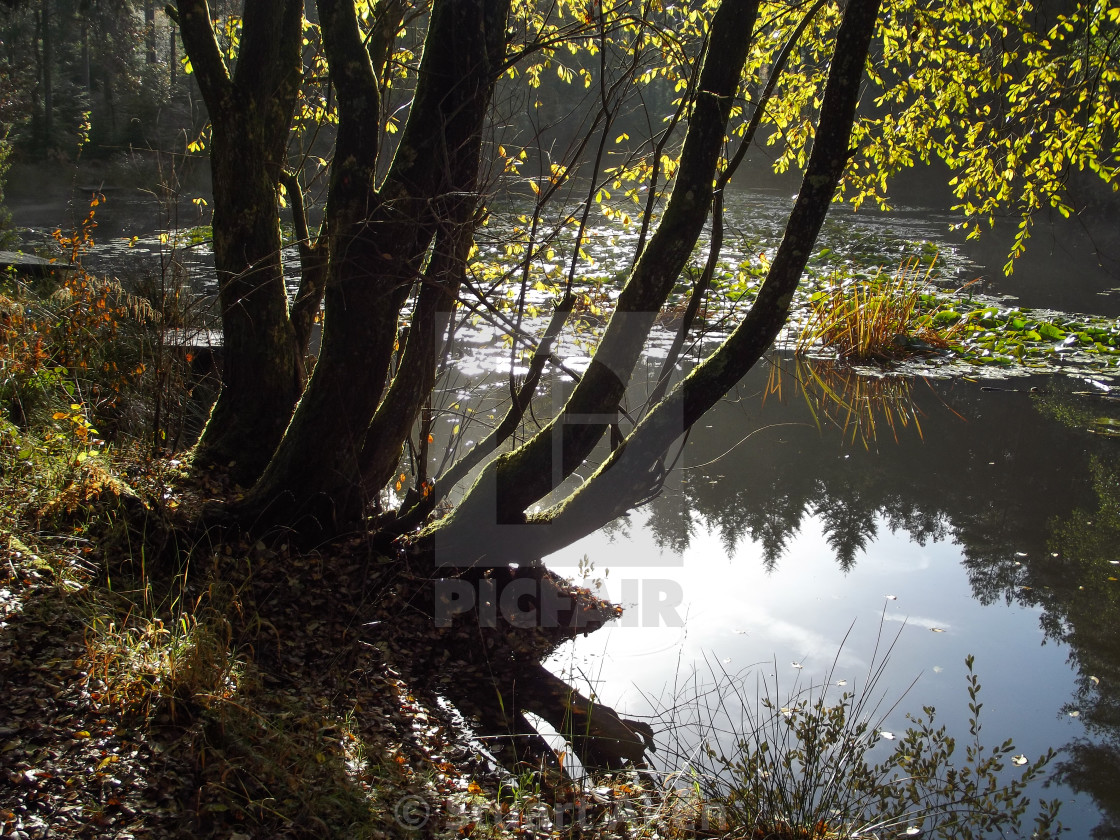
[177,0,305,484]
[227,0,510,537]
[413,0,883,575]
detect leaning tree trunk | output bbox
[423,0,886,567]
[358,210,472,496]
[398,0,882,772]
[231,0,510,539]
[425,0,762,564]
[177,0,305,484]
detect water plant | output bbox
[789,249,1120,378]
[797,257,958,363]
[656,635,1064,839]
[928,303,1120,372]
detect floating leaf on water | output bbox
[930,627,946,633]
[879,731,895,740]
[836,680,848,686]
[1012,754,1028,766]
[1090,675,1101,686]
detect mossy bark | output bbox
[178,0,305,484]
[426,0,762,561]
[232,0,511,539]
[424,0,883,566]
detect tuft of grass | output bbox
[798,258,958,363]
[81,609,242,721]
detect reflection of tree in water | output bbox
[642,481,694,556]
[1020,452,1120,839]
[638,366,1120,835]
[644,366,1100,581]
[642,363,976,568]
[642,359,975,568]
[717,487,809,569]
[682,468,953,570]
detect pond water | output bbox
[439,188,1120,831]
[543,363,1120,836]
[7,162,1120,835]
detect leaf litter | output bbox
[1,467,641,840]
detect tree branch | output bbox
[359,208,476,494]
[649,0,829,408]
[174,0,230,120]
[318,0,382,177]
[281,169,328,365]
[366,0,407,84]
[529,0,886,557]
[432,0,762,543]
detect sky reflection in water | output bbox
[545,368,1117,836]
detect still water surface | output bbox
[543,368,1120,836]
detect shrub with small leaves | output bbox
[667,648,1064,839]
